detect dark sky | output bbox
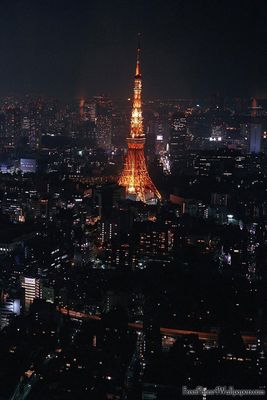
[0,0,266,99]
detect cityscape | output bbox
[0,1,267,400]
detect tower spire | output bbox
[131,34,143,139]
[135,33,141,77]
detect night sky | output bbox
[0,0,266,99]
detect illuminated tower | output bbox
[118,38,161,203]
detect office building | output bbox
[20,276,42,312]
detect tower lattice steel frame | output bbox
[118,38,161,203]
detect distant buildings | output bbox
[0,93,267,395]
[80,96,113,150]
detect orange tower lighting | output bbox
[79,98,85,118]
[118,37,161,204]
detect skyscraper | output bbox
[118,38,161,204]
[169,112,189,173]
[20,276,41,312]
[248,124,262,154]
[241,98,262,154]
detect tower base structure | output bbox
[118,137,161,204]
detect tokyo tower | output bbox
[118,38,161,203]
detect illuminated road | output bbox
[58,307,257,345]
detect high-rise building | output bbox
[100,219,119,244]
[118,38,161,203]
[111,109,129,147]
[135,222,172,256]
[28,103,42,150]
[93,184,125,218]
[0,297,20,329]
[96,114,112,150]
[84,96,112,150]
[241,123,262,154]
[148,112,169,155]
[248,124,262,154]
[241,98,262,154]
[20,276,42,312]
[79,97,112,149]
[0,113,7,137]
[6,106,22,146]
[169,112,190,172]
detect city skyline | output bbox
[0,2,267,399]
